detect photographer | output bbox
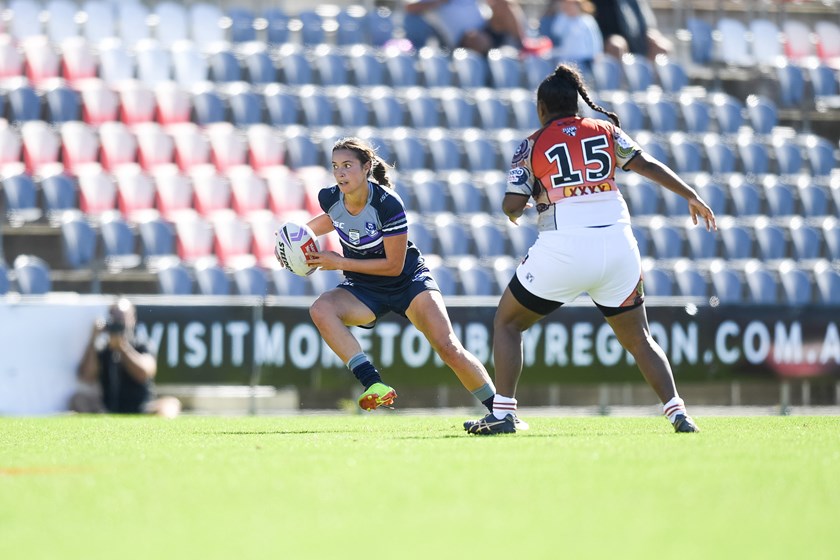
[71,298,180,417]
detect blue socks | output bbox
[347,352,382,389]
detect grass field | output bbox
[1,414,838,560]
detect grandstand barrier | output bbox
[1,294,839,415]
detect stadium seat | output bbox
[368,86,406,128]
[426,129,463,172]
[384,49,419,88]
[684,218,718,260]
[22,35,61,85]
[100,211,141,270]
[736,134,770,175]
[815,21,840,65]
[491,255,518,294]
[76,163,117,216]
[154,82,192,125]
[136,39,175,86]
[745,95,778,135]
[686,18,713,65]
[609,94,645,134]
[408,170,449,213]
[469,215,507,258]
[157,258,193,295]
[346,46,386,87]
[402,87,441,129]
[59,122,99,175]
[273,267,309,296]
[474,89,511,130]
[462,130,501,173]
[728,175,763,216]
[744,260,778,304]
[240,43,276,85]
[753,218,788,260]
[631,224,651,258]
[227,165,268,217]
[641,259,674,296]
[312,46,349,87]
[0,34,24,79]
[446,170,486,212]
[649,219,684,259]
[408,219,435,255]
[654,56,688,93]
[720,222,755,261]
[788,217,822,261]
[803,134,836,177]
[488,50,524,89]
[813,260,840,304]
[83,1,116,44]
[21,121,60,174]
[762,177,797,216]
[172,209,214,262]
[247,125,284,172]
[246,209,281,267]
[367,7,395,46]
[774,62,806,108]
[507,221,538,259]
[41,172,78,219]
[263,8,290,44]
[778,259,813,306]
[276,44,312,86]
[749,19,784,66]
[154,2,189,47]
[0,124,22,170]
[6,80,41,123]
[438,87,477,129]
[799,183,830,218]
[206,123,247,172]
[458,258,496,296]
[703,134,736,175]
[211,210,252,266]
[263,85,300,126]
[716,18,751,66]
[622,175,660,216]
[207,48,241,84]
[820,216,840,260]
[418,48,454,88]
[672,260,709,297]
[332,86,371,128]
[297,10,325,46]
[190,164,231,216]
[99,121,139,171]
[308,269,344,296]
[78,78,119,125]
[621,54,655,92]
[452,48,489,89]
[298,86,335,128]
[426,259,458,297]
[117,80,157,125]
[8,0,43,40]
[3,173,42,224]
[710,93,745,135]
[783,20,815,61]
[435,213,471,257]
[591,54,622,91]
[680,96,712,134]
[60,37,97,84]
[709,259,743,304]
[390,129,428,172]
[170,123,211,171]
[13,254,52,294]
[114,163,156,219]
[137,212,177,260]
[0,262,9,295]
[668,133,703,174]
[190,3,224,50]
[695,175,728,216]
[191,85,226,126]
[98,38,134,84]
[282,129,323,169]
[195,258,231,296]
[646,96,680,134]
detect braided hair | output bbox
[536,63,621,127]
[332,137,393,188]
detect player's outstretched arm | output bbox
[306,214,335,236]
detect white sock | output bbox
[493,394,517,420]
[663,396,686,423]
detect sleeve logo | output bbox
[511,139,530,164]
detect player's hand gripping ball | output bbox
[275,222,320,276]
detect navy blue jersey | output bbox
[318,181,426,291]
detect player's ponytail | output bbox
[332,137,393,188]
[537,63,621,128]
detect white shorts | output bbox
[515,223,642,308]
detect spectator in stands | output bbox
[588,0,671,59]
[286,137,508,421]
[404,0,551,56]
[464,63,716,435]
[71,298,180,417]
[544,0,603,73]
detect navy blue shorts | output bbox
[336,268,440,328]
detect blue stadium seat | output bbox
[736,135,770,175]
[745,95,778,135]
[654,56,688,93]
[462,130,501,172]
[100,212,141,270]
[668,133,703,174]
[788,218,822,260]
[13,254,51,295]
[434,213,471,257]
[309,269,344,295]
[368,87,405,128]
[622,54,655,92]
[710,93,744,134]
[438,88,477,129]
[821,217,840,260]
[403,87,441,128]
[634,131,670,165]
[695,176,728,216]
[428,262,458,296]
[674,259,709,297]
[137,215,176,259]
[408,219,436,255]
[283,130,323,168]
[60,212,97,269]
[646,97,680,133]
[390,129,428,171]
[447,170,487,212]
[313,46,349,87]
[507,222,538,258]
[3,173,42,223]
[474,89,511,129]
[649,220,685,259]
[806,60,839,97]
[591,54,622,91]
[509,89,540,130]
[728,176,763,216]
[191,86,226,126]
[720,223,755,260]
[232,263,269,296]
[744,260,778,304]
[452,48,489,89]
[778,260,813,306]
[367,8,395,46]
[680,96,712,133]
[686,18,713,65]
[264,85,299,126]
[469,216,507,258]
[799,183,830,217]
[298,86,334,127]
[263,8,290,44]
[661,188,690,217]
[491,256,518,293]
[522,55,553,90]
[772,137,803,175]
[418,48,454,88]
[384,50,418,88]
[410,171,449,213]
[195,260,231,295]
[763,177,797,216]
[774,63,805,108]
[347,46,386,87]
[41,173,77,218]
[703,135,737,175]
[458,259,496,296]
[228,8,257,43]
[336,6,367,46]
[227,84,263,127]
[803,134,836,177]
[488,50,524,89]
[632,224,651,257]
[297,10,325,46]
[273,268,309,296]
[6,81,41,122]
[277,45,313,86]
[0,262,9,295]
[609,94,645,133]
[685,220,719,259]
[333,87,371,128]
[241,44,276,84]
[813,260,840,304]
[157,259,193,295]
[43,83,81,123]
[641,259,674,296]
[208,49,242,83]
[709,260,744,304]
[754,219,788,260]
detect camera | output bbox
[105,319,126,334]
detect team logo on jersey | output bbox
[365,222,377,236]
[349,230,360,244]
[508,167,529,185]
[563,125,578,136]
[511,140,530,164]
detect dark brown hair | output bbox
[537,63,621,127]
[332,137,392,188]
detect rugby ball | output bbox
[276,222,320,276]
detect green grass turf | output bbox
[1,415,838,560]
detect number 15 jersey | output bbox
[507,116,642,231]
